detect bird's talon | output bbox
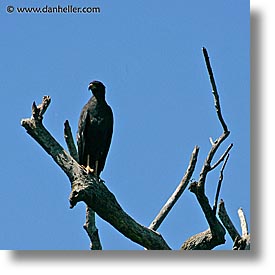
[80,165,94,175]
[86,167,94,174]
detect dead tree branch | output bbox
[149,146,199,231]
[202,47,228,133]
[83,206,102,250]
[238,207,249,237]
[32,95,51,121]
[21,96,171,250]
[64,120,78,162]
[181,228,220,250]
[181,48,231,250]
[218,200,250,250]
[210,143,233,171]
[63,120,101,250]
[186,181,226,249]
[235,208,250,250]
[218,200,240,241]
[213,153,230,214]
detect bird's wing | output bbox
[99,107,114,170]
[77,109,90,164]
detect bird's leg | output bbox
[85,154,94,174]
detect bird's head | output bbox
[88,80,106,99]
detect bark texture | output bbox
[21,96,170,250]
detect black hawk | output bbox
[77,81,113,177]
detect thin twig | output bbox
[202,47,229,133]
[210,143,233,171]
[149,146,199,231]
[213,154,230,214]
[209,137,215,146]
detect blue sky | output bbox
[0,0,249,250]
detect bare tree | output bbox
[21,48,250,250]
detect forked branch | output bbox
[21,96,171,250]
[63,120,101,250]
[182,48,232,249]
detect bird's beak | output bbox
[88,83,94,90]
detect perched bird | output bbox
[77,81,113,177]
